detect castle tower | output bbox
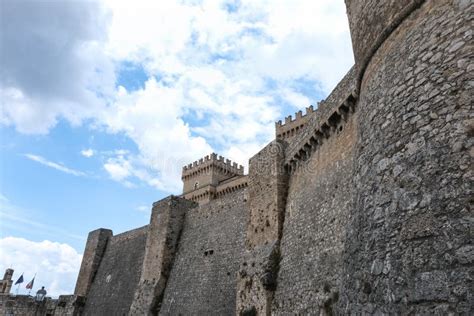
[182,153,244,204]
[0,269,14,294]
[341,0,472,314]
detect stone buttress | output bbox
[129,196,196,315]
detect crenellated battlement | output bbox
[182,153,244,179]
[283,66,357,171]
[182,153,216,171]
[275,105,316,140]
[181,153,245,197]
[276,105,315,128]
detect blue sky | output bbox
[0,0,353,297]
[1,121,158,249]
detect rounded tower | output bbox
[343,0,472,314]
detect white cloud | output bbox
[24,154,86,177]
[0,0,115,134]
[2,0,354,193]
[103,154,135,188]
[98,0,353,193]
[0,237,82,298]
[81,149,95,158]
[101,80,213,191]
[136,205,150,213]
[104,160,130,181]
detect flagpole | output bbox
[14,272,24,296]
[27,273,36,296]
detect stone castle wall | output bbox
[342,0,473,314]
[283,66,357,166]
[11,0,471,315]
[74,228,112,298]
[160,190,248,315]
[236,140,288,316]
[130,197,196,315]
[82,226,148,315]
[275,106,315,141]
[273,103,358,314]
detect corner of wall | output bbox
[129,195,197,315]
[74,228,113,298]
[236,139,288,316]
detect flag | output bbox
[14,274,24,285]
[26,277,35,289]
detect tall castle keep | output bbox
[1,0,472,315]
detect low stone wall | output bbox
[0,294,84,316]
[0,295,51,316]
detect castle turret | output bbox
[182,153,245,204]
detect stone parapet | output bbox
[275,105,315,140]
[182,153,244,178]
[54,295,85,316]
[215,175,248,198]
[0,295,52,316]
[284,66,357,170]
[182,184,215,204]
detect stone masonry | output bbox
[3,0,471,315]
[130,197,196,315]
[236,140,288,316]
[341,0,473,314]
[182,153,246,205]
[0,269,13,295]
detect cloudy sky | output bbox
[0,0,353,297]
